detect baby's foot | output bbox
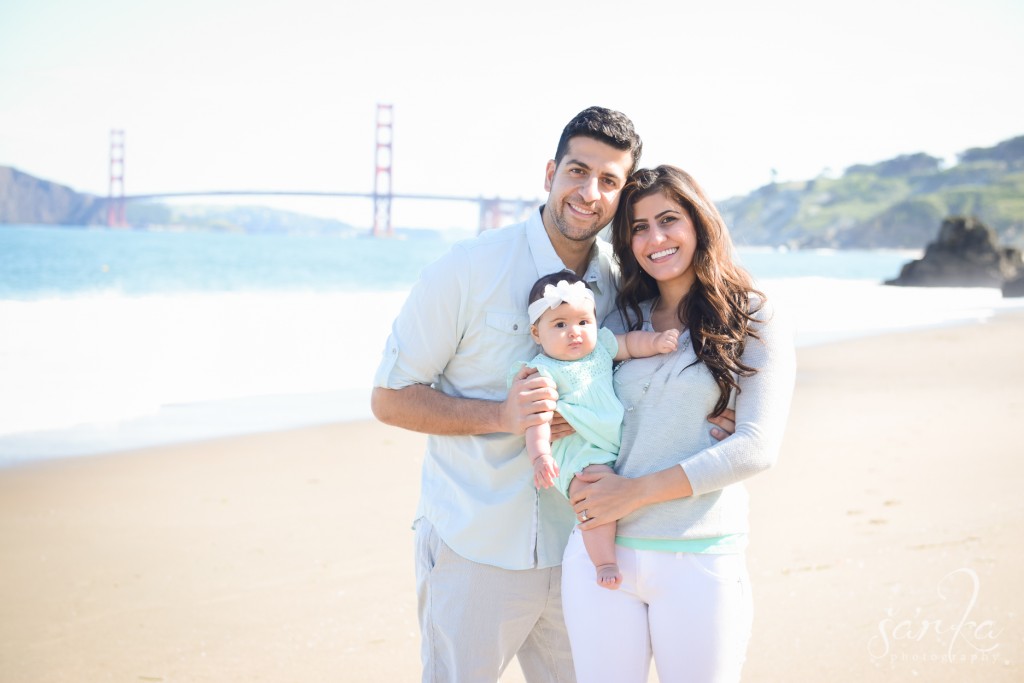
[595,563,622,590]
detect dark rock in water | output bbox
[1003,273,1024,297]
[885,216,1023,288]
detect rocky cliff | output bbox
[0,166,103,225]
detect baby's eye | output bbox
[554,321,567,328]
[579,320,590,325]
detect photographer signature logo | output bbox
[868,567,1002,665]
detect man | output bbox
[371,107,732,682]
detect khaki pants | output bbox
[415,517,576,683]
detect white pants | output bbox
[415,518,576,683]
[561,530,752,683]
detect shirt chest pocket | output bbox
[485,311,531,337]
[475,311,535,373]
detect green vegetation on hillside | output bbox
[125,203,358,236]
[720,135,1024,249]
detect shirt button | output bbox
[513,324,518,331]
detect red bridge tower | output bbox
[107,129,126,228]
[372,104,393,237]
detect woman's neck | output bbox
[650,282,689,331]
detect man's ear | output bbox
[544,159,556,192]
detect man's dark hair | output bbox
[553,106,643,175]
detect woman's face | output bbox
[629,190,698,292]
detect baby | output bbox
[514,271,678,589]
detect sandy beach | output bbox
[1,314,1021,682]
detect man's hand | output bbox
[709,408,735,441]
[502,365,559,435]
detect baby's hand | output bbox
[533,454,560,489]
[656,328,680,354]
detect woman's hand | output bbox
[570,466,694,530]
[549,412,576,441]
[569,470,643,530]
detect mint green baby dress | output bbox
[510,327,623,496]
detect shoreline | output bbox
[4,298,1024,467]
[1,313,1022,681]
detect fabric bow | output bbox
[528,280,595,324]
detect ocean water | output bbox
[2,225,1022,464]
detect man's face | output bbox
[543,136,633,243]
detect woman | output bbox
[561,165,796,682]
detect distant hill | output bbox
[7,133,1024,246]
[0,166,358,235]
[0,166,104,225]
[126,202,359,236]
[719,135,1024,249]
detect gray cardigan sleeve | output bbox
[680,302,796,497]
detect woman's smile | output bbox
[648,246,679,261]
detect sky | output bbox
[1,0,1022,230]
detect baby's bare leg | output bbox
[569,464,622,590]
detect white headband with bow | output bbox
[528,280,595,324]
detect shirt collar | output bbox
[526,206,609,294]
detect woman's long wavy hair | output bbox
[612,165,765,417]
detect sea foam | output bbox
[2,278,1022,462]
[0,289,408,438]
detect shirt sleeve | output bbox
[680,300,797,496]
[597,326,619,358]
[373,244,470,390]
[508,358,551,388]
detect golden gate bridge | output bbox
[103,104,542,236]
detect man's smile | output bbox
[567,201,597,217]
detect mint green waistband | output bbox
[615,533,748,554]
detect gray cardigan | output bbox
[608,297,796,541]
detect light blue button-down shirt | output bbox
[374,209,619,570]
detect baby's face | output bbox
[530,300,598,361]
